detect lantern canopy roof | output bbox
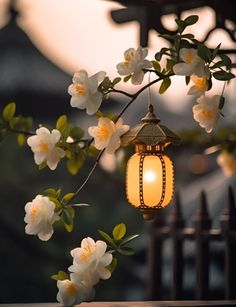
[121,104,181,147]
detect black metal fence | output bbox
[147,187,236,300]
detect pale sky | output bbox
[1,0,235,114]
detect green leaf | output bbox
[211,60,225,69]
[56,115,68,133]
[212,43,221,60]
[51,270,68,281]
[197,44,212,62]
[117,247,135,256]
[220,54,232,69]
[56,189,62,198]
[158,34,176,40]
[61,207,75,232]
[3,102,16,122]
[107,257,117,273]
[123,75,132,83]
[98,230,117,248]
[155,47,169,61]
[44,188,57,198]
[38,161,47,170]
[64,222,73,232]
[120,234,139,247]
[95,110,103,118]
[179,39,191,49]
[213,71,235,81]
[62,208,74,225]
[184,15,199,26]
[175,19,186,34]
[62,192,75,204]
[112,77,121,86]
[17,134,26,146]
[219,96,225,110]
[190,38,200,45]
[166,59,175,72]
[151,60,161,72]
[113,223,126,241]
[87,145,99,157]
[48,197,61,210]
[159,77,171,94]
[99,76,111,91]
[67,153,84,175]
[69,126,84,141]
[181,33,194,39]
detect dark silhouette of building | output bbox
[0,2,72,118]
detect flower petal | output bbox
[131,70,144,85]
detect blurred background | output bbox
[0,0,236,303]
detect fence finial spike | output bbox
[192,190,211,230]
[168,192,185,228]
[199,190,209,216]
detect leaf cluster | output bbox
[44,188,89,232]
[98,223,139,258]
[98,76,121,94]
[0,102,33,145]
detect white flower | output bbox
[27,127,65,170]
[192,95,220,133]
[57,274,95,307]
[117,47,152,85]
[187,75,209,97]
[217,151,236,177]
[68,70,106,115]
[88,117,129,154]
[69,237,113,285]
[24,195,59,241]
[173,48,210,77]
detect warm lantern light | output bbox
[121,105,180,220]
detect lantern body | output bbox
[126,152,174,209]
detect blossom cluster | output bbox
[21,35,234,173]
[172,48,220,133]
[56,237,113,306]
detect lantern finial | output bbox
[141,104,160,124]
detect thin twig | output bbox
[107,88,134,98]
[8,128,35,136]
[221,81,227,97]
[73,149,105,198]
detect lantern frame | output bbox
[121,104,180,220]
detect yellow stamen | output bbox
[124,52,134,66]
[80,245,94,262]
[75,84,86,96]
[185,52,194,64]
[31,206,40,220]
[66,283,77,296]
[39,143,49,153]
[202,109,212,119]
[97,125,111,141]
[192,76,207,91]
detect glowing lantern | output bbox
[121,104,180,220]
